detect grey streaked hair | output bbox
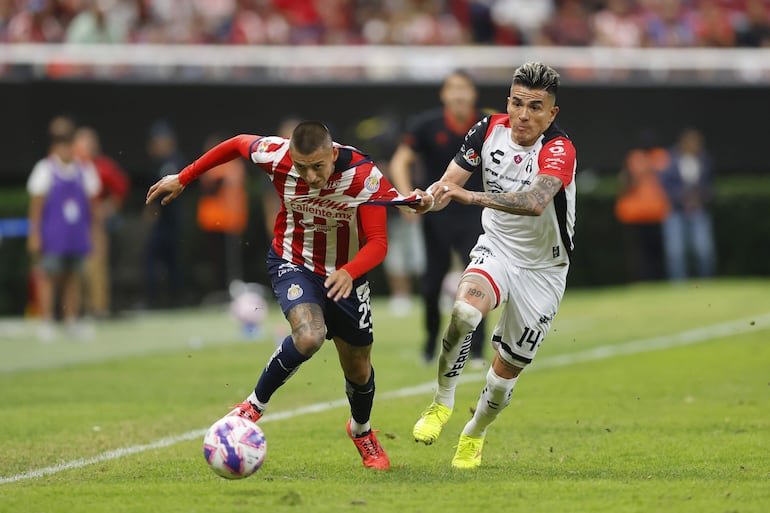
[512,62,560,97]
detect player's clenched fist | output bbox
[409,188,435,214]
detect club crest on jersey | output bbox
[364,175,380,193]
[514,154,523,164]
[257,140,271,153]
[287,284,303,301]
[463,148,480,166]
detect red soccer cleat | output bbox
[346,420,390,470]
[227,400,263,423]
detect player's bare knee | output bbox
[291,329,325,356]
[450,301,483,334]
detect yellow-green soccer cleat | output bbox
[451,434,485,469]
[413,402,452,445]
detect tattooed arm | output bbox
[432,172,564,216]
[469,174,563,216]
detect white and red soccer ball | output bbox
[203,416,267,479]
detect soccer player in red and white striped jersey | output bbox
[147,121,429,470]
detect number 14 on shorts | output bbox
[516,327,542,352]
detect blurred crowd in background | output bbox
[2,0,763,339]
[1,0,769,48]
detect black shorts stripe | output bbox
[493,334,534,365]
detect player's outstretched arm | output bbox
[147,134,258,207]
[146,174,185,206]
[467,173,563,216]
[422,161,474,212]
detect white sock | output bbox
[348,418,371,437]
[434,301,482,409]
[246,391,268,413]
[462,367,517,438]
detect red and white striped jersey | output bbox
[453,114,577,268]
[251,136,407,277]
[178,134,411,278]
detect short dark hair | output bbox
[442,69,476,89]
[512,62,560,97]
[290,121,332,155]
[48,115,76,144]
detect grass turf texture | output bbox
[0,279,768,513]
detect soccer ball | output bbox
[203,416,267,479]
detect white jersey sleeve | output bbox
[27,159,53,196]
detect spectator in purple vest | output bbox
[27,115,101,341]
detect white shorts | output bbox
[383,215,426,276]
[464,241,568,367]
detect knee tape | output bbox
[451,301,483,333]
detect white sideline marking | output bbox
[2,313,768,485]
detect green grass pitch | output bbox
[0,279,768,513]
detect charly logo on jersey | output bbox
[538,311,555,324]
[287,283,304,300]
[299,219,337,232]
[476,244,494,257]
[277,262,300,277]
[470,244,494,266]
[485,179,504,194]
[364,174,380,193]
